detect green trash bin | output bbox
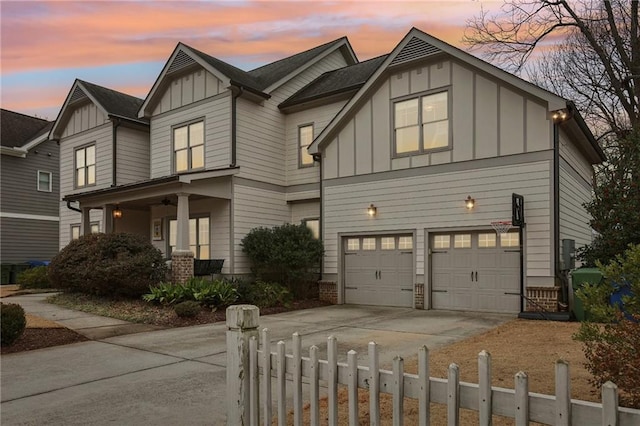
[571,268,604,321]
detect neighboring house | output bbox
[54,28,604,314]
[0,109,58,267]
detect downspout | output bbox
[314,153,323,280]
[111,117,121,187]
[553,121,564,303]
[230,86,244,167]
[66,201,81,213]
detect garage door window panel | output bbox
[399,236,413,249]
[362,238,376,250]
[478,233,496,248]
[347,238,360,251]
[434,235,450,249]
[381,237,395,250]
[454,234,471,248]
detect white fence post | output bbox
[555,360,571,426]
[328,335,338,426]
[292,333,302,426]
[393,356,405,426]
[514,371,529,426]
[310,345,320,426]
[478,350,492,426]
[261,328,271,426]
[418,346,430,426]
[348,350,359,425]
[602,381,618,426]
[369,342,380,426]
[277,341,286,426]
[226,305,260,426]
[249,336,259,426]
[448,363,460,426]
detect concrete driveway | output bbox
[1,303,511,425]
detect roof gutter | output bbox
[66,200,82,213]
[0,146,27,158]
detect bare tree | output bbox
[464,0,639,138]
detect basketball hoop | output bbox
[491,220,512,235]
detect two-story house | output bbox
[1,109,58,276]
[54,28,604,314]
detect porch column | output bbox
[80,207,91,236]
[172,193,193,283]
[102,205,114,234]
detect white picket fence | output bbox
[225,305,640,426]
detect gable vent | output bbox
[69,86,88,104]
[167,50,196,74]
[390,37,442,67]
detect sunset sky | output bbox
[1,1,503,120]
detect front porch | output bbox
[63,169,236,282]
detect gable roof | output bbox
[51,80,147,139]
[0,109,52,148]
[279,54,388,110]
[309,27,574,155]
[138,37,357,118]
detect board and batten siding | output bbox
[559,130,593,183]
[149,93,231,178]
[323,160,553,280]
[233,184,289,273]
[1,139,60,217]
[61,102,109,138]
[116,127,150,185]
[285,100,347,186]
[322,59,553,179]
[152,68,224,116]
[236,50,349,186]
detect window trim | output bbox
[392,87,452,157]
[167,214,211,259]
[70,224,81,241]
[74,143,96,189]
[172,118,205,174]
[37,170,52,192]
[298,123,315,168]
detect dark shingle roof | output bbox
[78,80,146,122]
[1,109,52,147]
[279,54,388,109]
[247,38,350,90]
[185,37,350,94]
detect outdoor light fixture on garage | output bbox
[465,196,475,210]
[367,204,377,217]
[113,206,123,219]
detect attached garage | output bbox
[431,230,521,313]
[343,235,414,307]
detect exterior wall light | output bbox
[113,206,123,219]
[465,196,475,210]
[367,204,377,217]
[551,109,570,122]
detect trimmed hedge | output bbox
[1,303,26,346]
[17,266,51,289]
[49,233,167,298]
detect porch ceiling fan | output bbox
[160,197,176,206]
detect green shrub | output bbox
[174,301,202,318]
[143,278,238,308]
[49,233,167,298]
[1,303,26,346]
[17,266,51,289]
[574,244,640,408]
[242,281,292,309]
[241,223,323,297]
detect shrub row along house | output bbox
[50,28,604,314]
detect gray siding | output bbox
[150,93,231,178]
[116,126,150,185]
[1,139,60,216]
[323,159,553,281]
[233,184,289,273]
[322,60,554,179]
[0,217,59,263]
[290,201,320,224]
[236,50,349,186]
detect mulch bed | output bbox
[1,328,89,355]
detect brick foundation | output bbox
[171,251,194,284]
[414,283,425,309]
[318,280,337,304]
[526,286,560,312]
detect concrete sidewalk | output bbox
[1,298,512,425]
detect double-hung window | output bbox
[299,124,314,167]
[394,90,449,155]
[174,121,204,173]
[302,218,319,239]
[37,171,52,192]
[169,216,210,259]
[75,144,95,188]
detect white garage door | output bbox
[431,231,520,313]
[344,235,414,307]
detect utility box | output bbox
[571,268,603,321]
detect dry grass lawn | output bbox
[281,319,594,425]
